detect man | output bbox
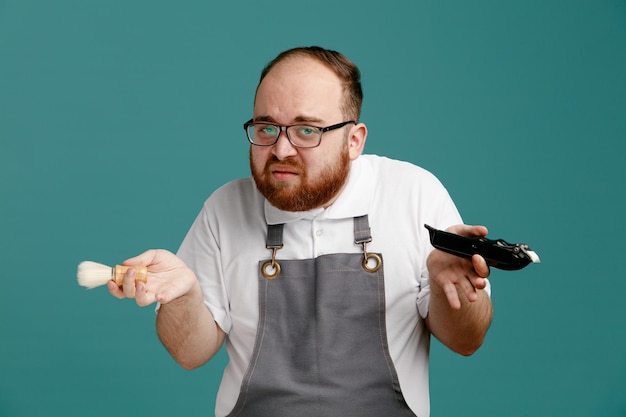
[109,46,493,417]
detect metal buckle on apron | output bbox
[354,215,382,273]
[360,241,382,273]
[261,247,281,279]
[262,223,284,279]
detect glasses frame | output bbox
[243,119,356,148]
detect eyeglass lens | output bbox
[248,124,322,147]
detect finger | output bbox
[442,282,462,310]
[121,267,137,298]
[123,249,159,267]
[107,280,126,299]
[447,224,489,238]
[472,254,491,278]
[155,290,172,304]
[135,281,157,307]
[456,270,478,302]
[472,225,489,237]
[473,277,488,290]
[155,285,185,305]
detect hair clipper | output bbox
[425,224,540,270]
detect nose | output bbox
[272,130,298,160]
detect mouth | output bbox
[270,164,300,181]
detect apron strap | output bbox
[266,223,285,249]
[264,217,380,275]
[354,215,382,273]
[262,223,285,279]
[267,216,371,247]
[354,214,372,244]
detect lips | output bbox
[271,165,299,174]
[270,164,300,181]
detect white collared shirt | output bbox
[178,154,466,417]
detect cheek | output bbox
[250,148,268,171]
[303,140,345,174]
[295,152,318,176]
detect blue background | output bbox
[1,1,625,416]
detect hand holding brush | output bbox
[77,261,148,289]
[77,249,199,306]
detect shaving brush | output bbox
[77,261,148,289]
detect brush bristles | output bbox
[77,261,113,289]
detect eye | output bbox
[257,124,278,137]
[295,126,319,137]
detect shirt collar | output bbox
[264,155,372,225]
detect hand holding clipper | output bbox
[425,225,540,271]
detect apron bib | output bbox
[226,216,416,417]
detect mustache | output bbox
[265,156,303,171]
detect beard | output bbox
[250,145,351,212]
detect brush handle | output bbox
[113,265,148,286]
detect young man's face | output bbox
[250,57,363,212]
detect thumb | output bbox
[123,249,159,267]
[448,224,489,238]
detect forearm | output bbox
[426,282,493,356]
[156,281,225,370]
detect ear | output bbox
[347,122,367,160]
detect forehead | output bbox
[254,56,344,122]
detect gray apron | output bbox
[226,215,417,417]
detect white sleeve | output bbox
[177,202,232,333]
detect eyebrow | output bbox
[253,115,325,125]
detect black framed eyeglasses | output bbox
[243,119,355,148]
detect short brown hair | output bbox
[258,46,363,121]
